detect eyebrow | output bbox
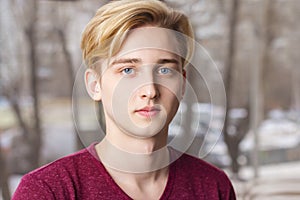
[157,58,180,65]
[111,58,180,65]
[111,58,141,65]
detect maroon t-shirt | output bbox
[12,143,236,199]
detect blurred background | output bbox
[0,0,300,199]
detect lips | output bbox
[135,106,160,118]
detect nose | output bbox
[139,82,159,100]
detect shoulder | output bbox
[170,149,236,199]
[172,149,228,180]
[28,146,95,180]
[13,144,102,199]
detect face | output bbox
[87,27,186,139]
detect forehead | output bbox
[117,26,181,57]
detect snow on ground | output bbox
[241,109,300,152]
[233,161,300,200]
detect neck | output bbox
[104,163,169,194]
[96,138,170,173]
[104,119,169,154]
[95,127,171,199]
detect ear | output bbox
[181,69,186,98]
[84,69,102,101]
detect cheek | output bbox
[104,78,138,113]
[156,72,184,95]
[162,92,180,124]
[158,80,183,102]
[159,87,181,115]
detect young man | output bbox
[13,0,236,199]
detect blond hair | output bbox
[81,0,194,70]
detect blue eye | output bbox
[122,68,134,75]
[158,68,171,74]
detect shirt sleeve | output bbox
[227,184,236,200]
[220,173,237,200]
[12,174,55,200]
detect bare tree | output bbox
[57,27,85,150]
[0,0,24,196]
[250,0,272,178]
[0,135,11,200]
[22,0,42,169]
[222,0,250,178]
[0,0,43,172]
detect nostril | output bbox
[139,84,159,99]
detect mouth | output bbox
[135,106,161,118]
